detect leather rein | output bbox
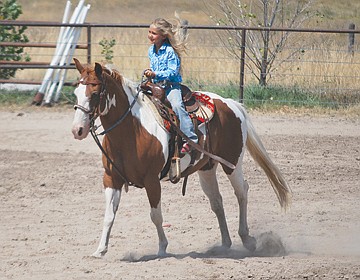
[74,76,140,187]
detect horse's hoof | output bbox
[91,253,102,258]
[222,238,232,249]
[157,250,167,258]
[91,250,106,258]
[241,235,257,252]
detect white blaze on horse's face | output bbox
[72,84,91,140]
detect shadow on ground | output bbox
[121,231,290,262]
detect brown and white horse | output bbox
[71,58,291,258]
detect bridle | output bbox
[73,76,105,123]
[74,74,141,136]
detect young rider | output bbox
[144,18,198,154]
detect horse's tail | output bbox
[237,104,292,209]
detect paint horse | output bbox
[71,58,291,258]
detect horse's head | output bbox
[71,58,105,140]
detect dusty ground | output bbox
[0,107,359,280]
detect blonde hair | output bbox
[150,17,188,58]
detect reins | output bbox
[74,75,142,188]
[166,115,236,170]
[90,124,134,187]
[88,87,142,187]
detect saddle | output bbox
[140,81,215,127]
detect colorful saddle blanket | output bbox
[163,91,215,132]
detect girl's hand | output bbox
[144,69,155,78]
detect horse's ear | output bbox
[73,58,83,73]
[95,63,103,79]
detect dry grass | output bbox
[14,27,360,96]
[17,0,211,24]
[271,43,360,92]
[10,0,360,109]
[19,0,358,27]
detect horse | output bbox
[71,58,291,258]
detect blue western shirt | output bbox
[148,41,182,84]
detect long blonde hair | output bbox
[150,17,188,59]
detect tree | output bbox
[207,0,314,86]
[0,0,30,79]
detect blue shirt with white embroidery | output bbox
[148,41,182,84]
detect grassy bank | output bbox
[0,87,75,107]
[1,84,359,117]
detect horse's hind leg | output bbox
[227,164,257,252]
[92,187,121,258]
[198,164,232,248]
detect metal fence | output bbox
[1,20,360,105]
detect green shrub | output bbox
[99,38,116,63]
[0,0,30,79]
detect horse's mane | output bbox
[84,63,137,92]
[82,63,125,86]
[103,64,124,85]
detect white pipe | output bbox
[54,4,91,102]
[41,0,85,99]
[56,1,71,53]
[43,1,87,103]
[45,3,90,103]
[39,1,80,97]
[49,3,89,103]
[42,2,71,103]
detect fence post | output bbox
[239,28,246,103]
[87,25,91,64]
[348,23,355,56]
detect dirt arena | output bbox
[0,107,359,279]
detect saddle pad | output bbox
[192,91,215,123]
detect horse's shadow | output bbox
[121,231,297,262]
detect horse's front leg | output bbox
[145,180,168,256]
[92,187,121,258]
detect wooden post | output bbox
[348,23,355,56]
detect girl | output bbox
[144,18,198,154]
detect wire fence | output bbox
[1,21,360,106]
